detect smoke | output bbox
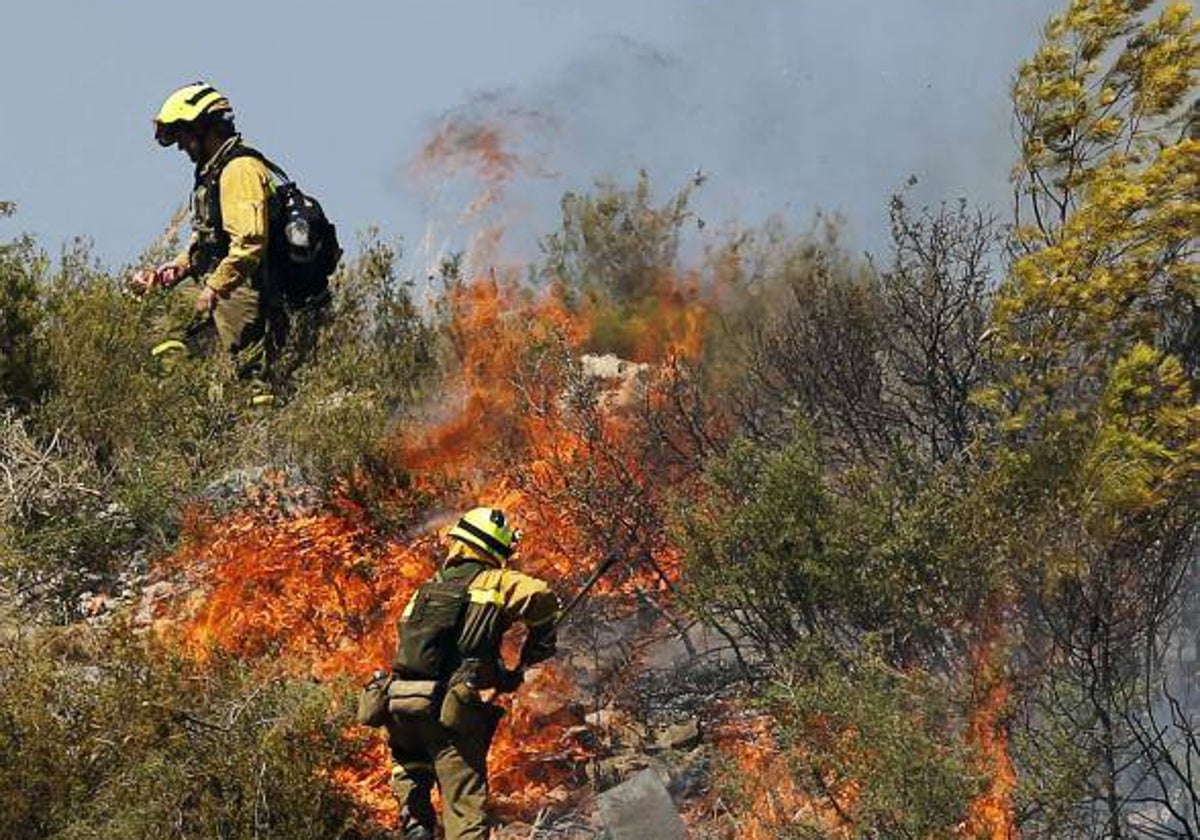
[406,0,1048,266]
[411,94,557,275]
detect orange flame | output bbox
[159,506,430,678]
[152,269,719,825]
[413,101,554,233]
[962,600,1018,840]
[421,121,519,188]
[691,707,855,839]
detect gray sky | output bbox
[1,0,1055,273]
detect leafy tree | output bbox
[984,2,1199,835]
[1004,0,1198,399]
[676,3,1196,834]
[540,171,702,357]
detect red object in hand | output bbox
[131,262,186,294]
[154,262,186,289]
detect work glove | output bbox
[519,625,557,667]
[494,666,525,694]
[194,284,219,314]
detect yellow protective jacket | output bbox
[397,543,560,689]
[175,136,273,294]
[462,565,560,666]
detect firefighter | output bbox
[133,81,280,403]
[388,507,560,840]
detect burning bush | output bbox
[3,7,1197,832]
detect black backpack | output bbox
[392,566,481,681]
[233,149,342,309]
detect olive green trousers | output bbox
[387,706,503,840]
[155,279,272,380]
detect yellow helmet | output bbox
[448,507,520,565]
[153,82,232,146]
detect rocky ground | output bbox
[494,713,713,839]
[491,616,757,839]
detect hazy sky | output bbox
[1,1,1056,273]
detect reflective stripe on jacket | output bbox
[445,542,560,683]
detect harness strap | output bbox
[228,146,293,185]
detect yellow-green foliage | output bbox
[997,1,1197,433]
[1000,140,1198,375]
[1084,343,1197,516]
[986,8,1199,827]
[1015,0,1198,183]
[971,4,1200,603]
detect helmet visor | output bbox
[154,120,179,147]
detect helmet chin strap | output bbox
[445,541,504,569]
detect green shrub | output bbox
[268,234,437,495]
[766,646,981,838]
[675,428,976,665]
[0,228,50,410]
[0,624,375,840]
[0,232,439,607]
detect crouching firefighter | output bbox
[387,507,559,840]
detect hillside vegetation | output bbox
[1,3,1197,838]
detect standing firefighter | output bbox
[133,81,280,403]
[387,507,559,840]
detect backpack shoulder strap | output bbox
[438,561,487,584]
[424,563,486,629]
[226,145,293,185]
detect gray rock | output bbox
[596,768,686,840]
[657,718,701,751]
[590,753,650,790]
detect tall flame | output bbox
[962,599,1018,840]
[152,267,717,824]
[412,99,555,272]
